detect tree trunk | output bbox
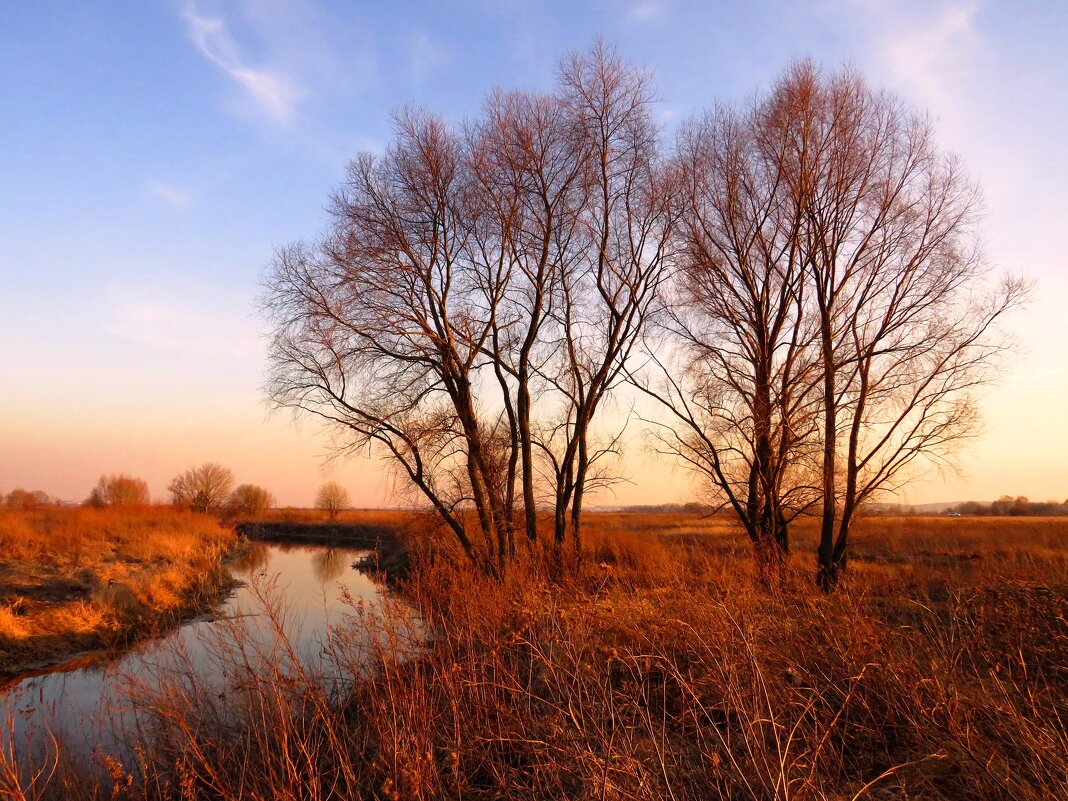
[816,314,838,592]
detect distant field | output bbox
[583,511,1068,578]
[254,507,1068,595]
[256,506,414,525]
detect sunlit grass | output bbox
[0,506,235,675]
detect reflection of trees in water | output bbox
[230,542,270,573]
[312,548,347,584]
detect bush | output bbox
[226,484,275,518]
[86,474,151,507]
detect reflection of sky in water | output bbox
[2,543,418,769]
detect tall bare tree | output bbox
[769,62,1026,589]
[634,99,822,579]
[265,109,513,573]
[263,44,671,572]
[467,87,587,548]
[540,43,678,553]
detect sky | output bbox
[1,0,1065,507]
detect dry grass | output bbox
[0,506,236,676]
[3,513,1067,800]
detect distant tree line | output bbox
[165,462,346,519]
[953,496,1068,517]
[263,43,1024,590]
[2,488,53,509]
[4,469,345,521]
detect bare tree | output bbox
[769,62,1026,589]
[469,86,588,548]
[540,43,678,554]
[87,474,151,507]
[168,463,234,514]
[315,482,350,521]
[264,109,515,573]
[227,484,274,518]
[633,98,822,581]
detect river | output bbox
[1,541,419,768]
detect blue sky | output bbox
[2,1,1066,506]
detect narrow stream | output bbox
[2,541,419,767]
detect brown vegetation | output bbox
[0,505,235,677]
[5,513,1065,800]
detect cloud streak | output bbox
[625,1,672,25]
[182,4,301,123]
[104,297,259,360]
[148,181,193,209]
[405,30,449,84]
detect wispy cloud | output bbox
[835,0,981,116]
[181,3,301,123]
[405,30,449,84]
[148,181,193,210]
[102,284,259,360]
[625,1,672,25]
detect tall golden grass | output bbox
[2,512,1066,800]
[0,506,235,676]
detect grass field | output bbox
[0,506,236,678]
[3,511,1066,800]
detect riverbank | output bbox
[236,509,416,579]
[0,506,236,680]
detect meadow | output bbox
[0,506,235,678]
[2,510,1064,800]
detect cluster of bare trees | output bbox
[167,463,275,518]
[956,496,1068,517]
[2,488,52,510]
[87,474,151,507]
[265,43,673,576]
[640,62,1025,587]
[263,46,1022,587]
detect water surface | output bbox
[2,542,416,765]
